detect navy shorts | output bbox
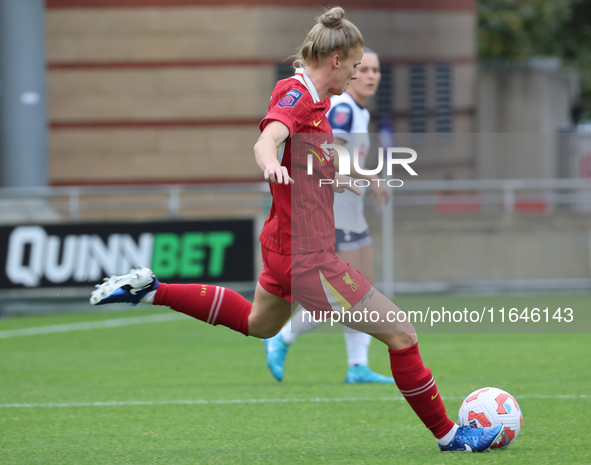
[334,229,372,252]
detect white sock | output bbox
[437,424,459,446]
[344,330,371,366]
[280,308,324,345]
[140,290,156,304]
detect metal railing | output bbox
[0,183,272,222]
[390,178,591,213]
[2,178,591,221]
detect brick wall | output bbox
[45,1,477,184]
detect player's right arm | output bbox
[254,120,294,185]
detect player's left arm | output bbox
[333,137,389,207]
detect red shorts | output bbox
[258,246,372,316]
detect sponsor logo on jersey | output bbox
[277,89,303,108]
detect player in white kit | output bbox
[263,49,393,383]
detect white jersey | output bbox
[327,92,371,234]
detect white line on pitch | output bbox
[0,394,587,409]
[0,313,189,339]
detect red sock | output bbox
[154,283,251,336]
[389,343,455,439]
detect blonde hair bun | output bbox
[293,6,363,68]
[319,6,345,28]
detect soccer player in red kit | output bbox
[264,48,395,384]
[90,6,503,453]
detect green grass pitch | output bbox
[1,293,590,464]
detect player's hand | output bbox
[333,173,361,195]
[264,164,294,185]
[370,181,390,207]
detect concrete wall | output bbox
[368,212,591,283]
[476,62,580,179]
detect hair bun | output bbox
[319,6,345,28]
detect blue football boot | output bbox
[90,266,159,306]
[262,333,290,381]
[344,365,396,384]
[439,425,505,452]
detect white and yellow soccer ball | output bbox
[458,387,523,449]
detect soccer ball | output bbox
[458,387,523,449]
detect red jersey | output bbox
[259,70,335,255]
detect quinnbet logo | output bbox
[151,231,233,279]
[0,221,254,288]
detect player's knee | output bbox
[380,331,417,350]
[400,332,418,347]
